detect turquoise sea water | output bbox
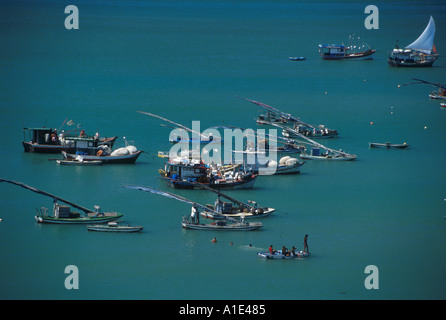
[1,0,446,300]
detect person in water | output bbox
[303,234,309,252]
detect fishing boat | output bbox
[318,35,376,60]
[369,142,409,149]
[245,98,338,138]
[22,127,117,153]
[431,92,446,100]
[0,179,123,224]
[265,156,305,174]
[256,110,290,125]
[35,204,122,224]
[282,124,338,139]
[159,157,257,189]
[181,216,262,231]
[300,147,357,161]
[400,78,446,100]
[190,182,274,219]
[87,221,143,232]
[62,150,142,164]
[138,111,223,144]
[124,185,264,231]
[257,250,310,259]
[231,148,304,175]
[61,139,142,164]
[318,44,376,60]
[269,123,356,161]
[388,16,438,67]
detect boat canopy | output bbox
[406,16,436,54]
[318,44,346,49]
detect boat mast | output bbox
[188,181,256,211]
[269,123,352,157]
[0,178,94,213]
[137,111,211,140]
[124,185,240,223]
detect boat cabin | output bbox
[22,127,102,153]
[164,159,208,182]
[318,44,347,58]
[23,127,58,145]
[311,148,321,156]
[389,49,420,63]
[53,202,80,219]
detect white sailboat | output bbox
[388,16,439,67]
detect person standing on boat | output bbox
[191,204,199,224]
[268,245,274,254]
[303,234,309,253]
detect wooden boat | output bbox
[56,159,103,165]
[399,78,446,100]
[259,156,305,175]
[61,139,142,164]
[300,147,357,161]
[282,125,338,139]
[257,250,310,259]
[231,148,305,175]
[318,42,376,60]
[431,92,446,100]
[369,142,409,149]
[35,205,122,224]
[22,126,117,153]
[87,221,143,232]
[190,182,275,219]
[268,123,356,161]
[0,179,123,224]
[159,157,257,189]
[182,217,262,231]
[245,98,339,138]
[62,150,142,164]
[388,16,438,67]
[289,57,306,61]
[124,185,264,231]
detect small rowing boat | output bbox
[369,142,409,149]
[56,159,103,165]
[87,221,143,232]
[289,56,306,61]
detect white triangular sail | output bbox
[406,16,436,54]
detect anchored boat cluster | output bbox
[3,15,440,253]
